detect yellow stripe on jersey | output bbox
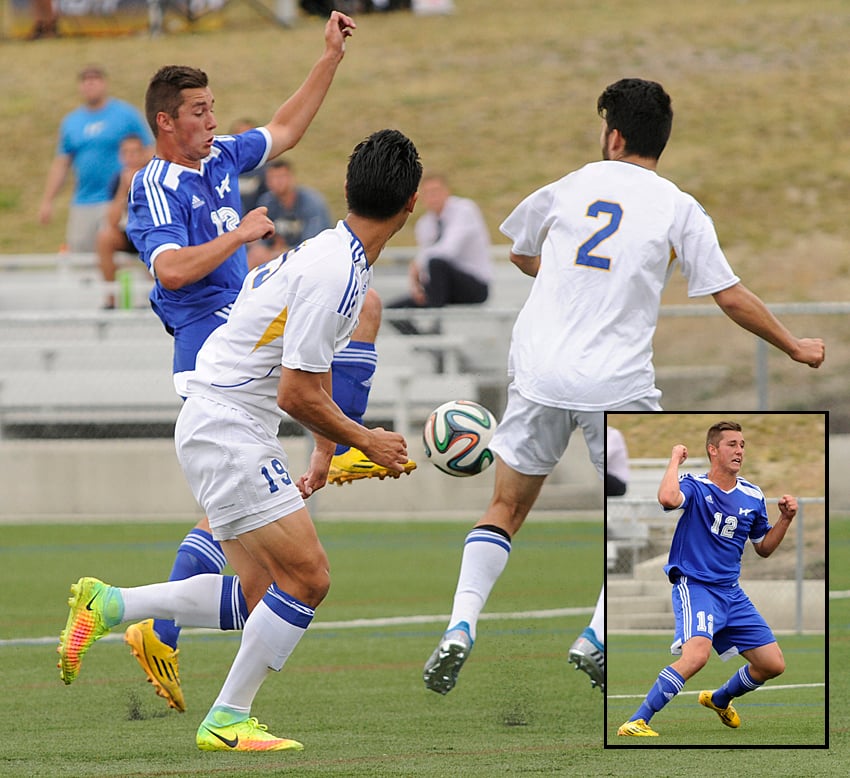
[253,307,288,352]
[668,247,677,266]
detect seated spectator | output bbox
[95,134,152,309]
[246,157,332,268]
[606,426,630,497]
[389,172,492,310]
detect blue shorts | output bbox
[172,310,229,374]
[670,576,776,661]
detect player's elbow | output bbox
[658,489,683,510]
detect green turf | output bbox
[0,518,844,776]
[606,632,826,746]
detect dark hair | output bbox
[345,129,422,220]
[706,421,743,456]
[145,65,208,137]
[597,78,673,160]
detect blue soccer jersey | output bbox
[664,473,771,586]
[127,128,272,343]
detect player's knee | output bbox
[296,565,331,608]
[759,653,786,680]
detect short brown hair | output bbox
[144,65,208,137]
[705,421,742,457]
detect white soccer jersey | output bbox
[181,221,372,432]
[499,160,740,410]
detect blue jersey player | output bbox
[618,421,796,737]
[121,11,381,714]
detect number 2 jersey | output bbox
[664,473,772,586]
[180,221,372,435]
[127,128,272,338]
[499,160,741,410]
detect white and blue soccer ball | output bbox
[422,399,498,477]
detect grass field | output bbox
[0,516,846,776]
[606,632,826,746]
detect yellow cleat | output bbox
[125,619,186,713]
[699,690,741,728]
[327,447,416,486]
[196,717,304,752]
[57,577,119,685]
[617,718,659,737]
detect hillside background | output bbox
[2,0,848,422]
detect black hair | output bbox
[345,129,422,220]
[597,78,673,160]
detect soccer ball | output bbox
[422,400,497,477]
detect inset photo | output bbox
[605,412,826,747]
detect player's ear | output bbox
[156,111,174,134]
[405,192,418,214]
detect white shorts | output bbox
[175,396,304,542]
[490,383,662,477]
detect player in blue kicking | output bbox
[618,421,795,737]
[121,11,396,713]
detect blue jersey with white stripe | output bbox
[127,129,271,340]
[664,473,771,586]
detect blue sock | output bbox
[154,528,227,648]
[219,576,249,631]
[263,584,316,629]
[712,665,763,709]
[632,666,685,723]
[331,341,377,456]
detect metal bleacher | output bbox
[0,247,527,440]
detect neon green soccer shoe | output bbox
[57,577,123,684]
[196,717,305,752]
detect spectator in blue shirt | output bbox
[39,64,152,254]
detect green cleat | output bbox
[196,717,304,752]
[57,577,122,684]
[699,690,741,728]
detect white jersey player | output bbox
[423,77,824,699]
[57,129,422,752]
[500,159,739,410]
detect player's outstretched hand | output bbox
[790,337,825,369]
[326,10,356,56]
[363,427,408,473]
[778,494,798,522]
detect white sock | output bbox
[447,528,511,640]
[589,585,604,643]
[120,573,223,628]
[212,597,309,713]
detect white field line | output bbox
[0,606,590,648]
[608,682,825,700]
